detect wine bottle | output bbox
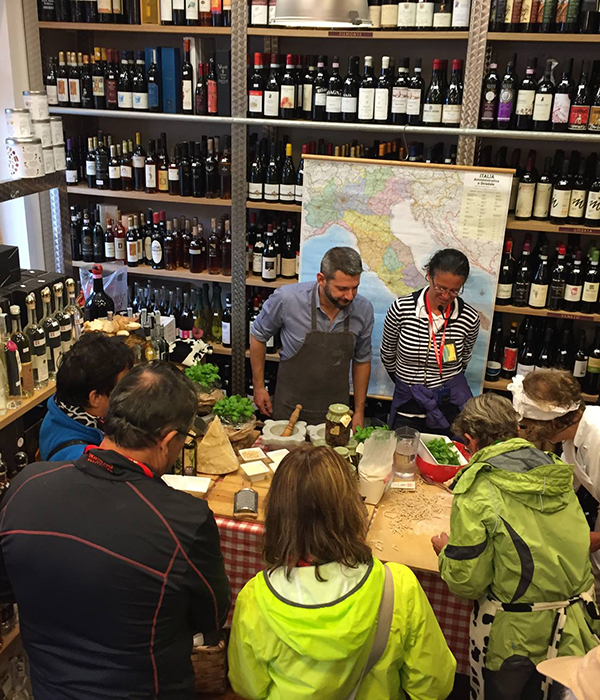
[313,56,329,121]
[512,240,532,307]
[295,144,306,204]
[301,57,316,119]
[95,132,109,190]
[532,59,554,131]
[204,137,219,198]
[261,225,277,281]
[496,239,515,305]
[480,60,499,128]
[381,0,399,25]
[551,60,573,132]
[342,56,360,123]
[263,53,280,119]
[516,325,536,377]
[117,50,132,110]
[105,49,118,110]
[264,141,279,203]
[536,327,553,370]
[486,315,504,382]
[144,140,157,194]
[532,156,553,220]
[279,143,296,203]
[497,57,517,130]
[280,54,297,119]
[568,61,591,132]
[57,51,69,105]
[585,327,600,394]
[555,327,574,371]
[562,249,584,311]
[573,331,589,384]
[501,321,519,379]
[326,56,343,122]
[515,59,537,130]
[358,56,376,123]
[568,159,588,225]
[422,59,444,125]
[397,0,417,27]
[248,52,264,117]
[581,249,600,314]
[81,54,93,109]
[406,58,424,125]
[374,56,392,124]
[584,160,600,227]
[528,243,549,308]
[515,152,536,220]
[84,266,115,321]
[549,158,571,225]
[132,50,148,111]
[548,245,567,310]
[416,0,435,27]
[442,59,462,127]
[68,52,81,107]
[433,0,452,27]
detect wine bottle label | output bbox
[268,0,276,23]
[134,92,149,110]
[66,169,79,184]
[120,165,132,179]
[565,0,579,22]
[295,184,303,202]
[57,78,69,103]
[588,106,600,132]
[32,338,46,349]
[47,85,58,106]
[314,89,327,107]
[552,93,570,124]
[397,2,417,25]
[515,182,535,218]
[583,281,599,303]
[173,0,185,7]
[264,90,279,116]
[34,354,49,382]
[497,90,515,122]
[248,181,263,199]
[503,347,518,372]
[108,165,120,180]
[105,241,115,258]
[515,89,535,116]
[93,77,105,97]
[532,93,552,121]
[148,83,160,110]
[568,105,590,131]
[569,189,587,218]
[573,359,588,377]
[208,80,217,113]
[452,0,471,25]
[145,237,152,262]
[160,0,173,19]
[529,283,548,308]
[374,90,390,120]
[415,1,434,25]
[280,85,296,110]
[127,242,138,262]
[555,0,568,21]
[533,182,552,219]
[588,357,600,373]
[264,183,278,201]
[115,238,126,260]
[151,240,163,264]
[516,363,535,377]
[381,3,398,25]
[564,283,583,303]
[341,96,358,114]
[145,164,157,188]
[118,90,133,109]
[442,103,461,124]
[434,11,452,27]
[326,95,342,114]
[511,0,523,22]
[248,90,263,113]
[98,0,111,10]
[391,87,408,114]
[486,360,502,378]
[406,88,422,116]
[168,168,180,181]
[281,257,296,278]
[157,170,168,191]
[551,188,571,218]
[279,184,295,201]
[186,0,199,18]
[262,257,277,280]
[422,103,442,124]
[221,322,231,345]
[251,0,268,24]
[496,283,513,300]
[182,79,193,112]
[68,80,81,104]
[302,84,314,113]
[252,252,263,274]
[48,330,61,341]
[358,88,375,120]
[585,191,600,221]
[370,5,382,26]
[520,0,533,21]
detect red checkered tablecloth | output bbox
[215,516,471,674]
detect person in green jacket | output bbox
[432,393,600,700]
[228,444,456,700]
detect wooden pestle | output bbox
[281,404,302,437]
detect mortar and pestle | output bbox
[261,404,308,449]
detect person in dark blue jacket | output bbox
[39,332,134,461]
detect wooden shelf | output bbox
[506,215,600,236]
[0,384,55,432]
[248,27,468,39]
[246,201,302,213]
[38,21,231,34]
[484,377,598,403]
[246,274,297,289]
[72,260,232,284]
[67,185,231,207]
[489,31,600,42]
[212,345,281,362]
[0,624,19,657]
[494,303,599,323]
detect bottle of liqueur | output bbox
[496,239,515,305]
[24,293,49,390]
[552,59,573,132]
[548,245,567,310]
[480,60,499,128]
[585,161,600,227]
[514,152,536,220]
[512,240,532,307]
[358,56,376,123]
[392,58,410,126]
[568,61,591,132]
[325,56,343,122]
[442,59,462,127]
[496,56,517,130]
[342,56,360,123]
[501,321,519,380]
[406,58,424,125]
[515,59,537,130]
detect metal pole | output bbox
[230,0,249,396]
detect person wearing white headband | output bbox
[510,369,600,578]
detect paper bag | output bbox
[196,416,239,475]
[358,431,396,505]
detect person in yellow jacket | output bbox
[228,444,456,700]
[432,393,600,700]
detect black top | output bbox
[0,448,231,699]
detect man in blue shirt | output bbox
[250,247,374,428]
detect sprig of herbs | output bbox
[185,362,220,390]
[213,394,255,425]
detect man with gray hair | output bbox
[250,246,374,427]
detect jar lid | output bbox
[334,447,350,457]
[328,403,350,414]
[5,108,30,114]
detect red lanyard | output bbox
[85,446,155,479]
[425,292,452,377]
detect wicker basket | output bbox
[191,638,227,695]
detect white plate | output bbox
[162,474,212,496]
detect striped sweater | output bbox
[380,289,481,388]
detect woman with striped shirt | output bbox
[381,249,480,433]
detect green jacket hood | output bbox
[253,559,384,661]
[452,438,574,513]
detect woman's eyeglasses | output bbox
[431,284,461,297]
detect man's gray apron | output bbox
[273,284,356,425]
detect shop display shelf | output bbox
[484,377,598,403]
[488,32,600,42]
[38,21,231,34]
[67,185,231,207]
[212,345,281,362]
[0,384,55,433]
[506,215,600,235]
[246,274,297,289]
[72,260,232,284]
[0,171,64,204]
[247,27,469,39]
[246,201,301,213]
[49,106,234,124]
[494,304,599,323]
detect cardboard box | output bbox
[0,246,21,287]
[160,47,181,114]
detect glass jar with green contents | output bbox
[325,403,352,447]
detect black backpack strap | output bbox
[46,439,90,461]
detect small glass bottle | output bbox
[164,220,177,270]
[208,218,221,274]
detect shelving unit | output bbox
[484,377,598,403]
[38,21,231,34]
[247,27,469,39]
[67,186,231,208]
[488,32,600,42]
[506,216,600,235]
[212,345,280,362]
[0,384,56,432]
[495,304,599,322]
